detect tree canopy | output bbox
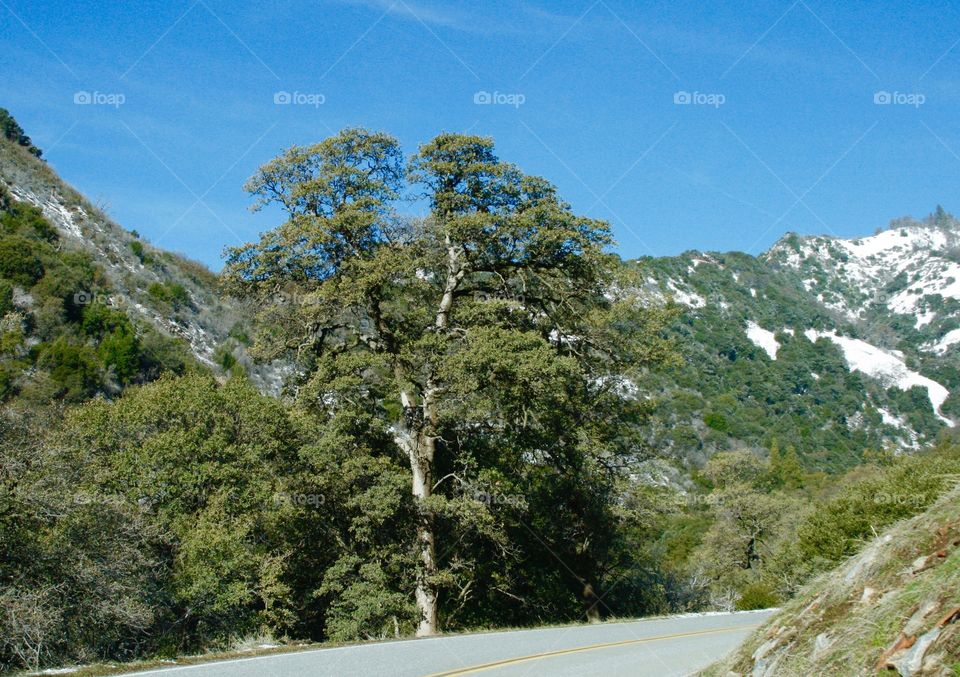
[224,127,675,635]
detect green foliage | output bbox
[0,236,44,286]
[0,188,194,405]
[0,374,310,668]
[147,281,191,310]
[36,337,101,401]
[779,446,960,580]
[129,239,146,263]
[224,127,676,635]
[0,108,41,157]
[735,582,780,611]
[0,280,12,316]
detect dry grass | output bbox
[702,486,960,676]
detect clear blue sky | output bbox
[3,0,959,269]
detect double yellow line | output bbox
[424,623,760,676]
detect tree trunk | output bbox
[396,387,440,637]
[401,240,462,637]
[583,583,601,624]
[410,441,438,636]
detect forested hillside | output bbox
[636,224,960,472]
[2,110,960,673]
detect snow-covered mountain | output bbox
[766,208,960,340]
[632,209,960,469]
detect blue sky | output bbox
[3,0,959,269]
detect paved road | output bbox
[127,610,773,677]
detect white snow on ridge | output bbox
[773,223,960,322]
[915,311,936,329]
[805,329,953,426]
[877,407,907,428]
[927,328,960,355]
[6,184,86,238]
[665,279,705,308]
[841,227,946,260]
[888,260,960,314]
[745,321,779,359]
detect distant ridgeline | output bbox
[631,207,960,472]
[0,111,278,407]
[0,107,41,158]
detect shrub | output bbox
[36,338,100,401]
[0,108,42,157]
[0,236,43,286]
[129,240,146,263]
[0,280,12,316]
[148,281,191,311]
[735,582,779,611]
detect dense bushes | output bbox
[0,375,311,669]
[682,441,960,607]
[767,443,960,592]
[0,186,192,405]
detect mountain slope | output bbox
[4,112,958,469]
[631,213,960,472]
[0,134,282,394]
[701,485,960,676]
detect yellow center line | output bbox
[423,623,761,676]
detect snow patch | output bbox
[665,279,705,308]
[6,184,85,238]
[927,328,960,355]
[877,407,909,430]
[805,330,953,426]
[746,321,779,359]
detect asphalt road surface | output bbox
[126,610,773,677]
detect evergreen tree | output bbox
[224,128,673,634]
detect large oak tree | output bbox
[224,128,672,635]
